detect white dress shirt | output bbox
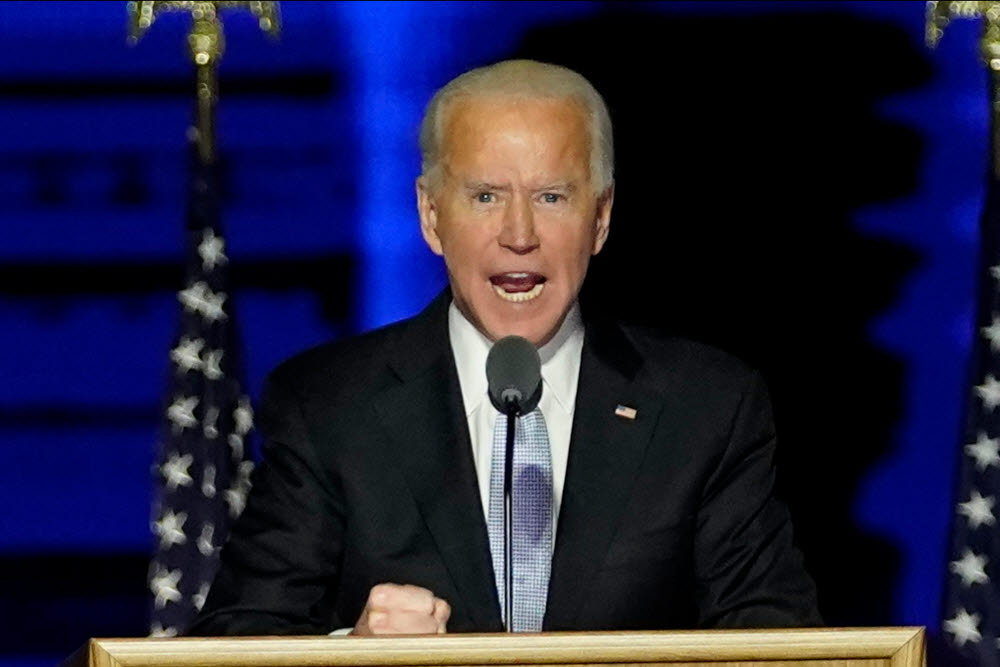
[329,304,585,634]
[448,301,585,527]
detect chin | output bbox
[464,289,567,345]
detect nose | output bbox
[497,195,539,254]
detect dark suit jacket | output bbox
[189,293,821,635]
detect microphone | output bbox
[485,335,542,632]
[486,335,542,416]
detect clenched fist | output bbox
[351,583,451,635]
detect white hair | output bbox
[419,59,614,194]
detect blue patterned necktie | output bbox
[487,408,553,632]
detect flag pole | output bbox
[927,0,1000,176]
[928,1,1000,660]
[128,0,280,164]
[127,0,280,638]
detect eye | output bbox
[476,192,496,203]
[541,192,563,203]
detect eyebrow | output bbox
[464,181,511,192]
[534,182,577,193]
[462,181,578,193]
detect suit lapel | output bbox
[371,294,502,631]
[545,319,663,629]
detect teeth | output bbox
[492,282,544,303]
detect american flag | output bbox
[943,155,1000,664]
[148,137,255,637]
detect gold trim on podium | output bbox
[64,627,925,667]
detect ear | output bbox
[591,181,614,255]
[416,176,444,256]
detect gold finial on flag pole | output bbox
[927,1,1000,175]
[127,1,280,163]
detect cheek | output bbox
[439,221,498,270]
[556,229,599,275]
[439,236,486,285]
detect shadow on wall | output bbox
[511,10,929,627]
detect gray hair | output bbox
[419,59,614,194]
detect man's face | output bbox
[417,95,613,346]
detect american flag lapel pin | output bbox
[615,404,638,420]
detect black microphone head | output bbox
[486,335,542,415]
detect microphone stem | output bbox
[503,408,515,632]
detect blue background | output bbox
[0,1,986,664]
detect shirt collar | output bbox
[448,301,584,417]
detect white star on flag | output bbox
[167,396,200,433]
[161,452,194,491]
[178,281,228,322]
[975,375,1000,410]
[224,485,248,519]
[198,228,228,271]
[200,289,228,322]
[152,509,188,549]
[950,548,989,587]
[192,581,212,612]
[170,337,205,373]
[197,522,216,557]
[944,608,982,647]
[234,397,254,436]
[237,459,254,481]
[224,461,255,519]
[150,565,183,609]
[201,464,216,498]
[983,316,1000,352]
[203,406,219,440]
[965,432,1000,471]
[203,349,224,380]
[228,433,244,462]
[959,490,996,529]
[149,623,178,638]
[178,282,210,314]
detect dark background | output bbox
[0,1,985,664]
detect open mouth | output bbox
[490,272,546,303]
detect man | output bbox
[190,59,821,636]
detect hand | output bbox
[350,583,451,635]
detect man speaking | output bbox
[189,59,821,636]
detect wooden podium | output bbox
[65,627,925,667]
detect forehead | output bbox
[440,95,591,176]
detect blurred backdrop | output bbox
[0,1,986,665]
